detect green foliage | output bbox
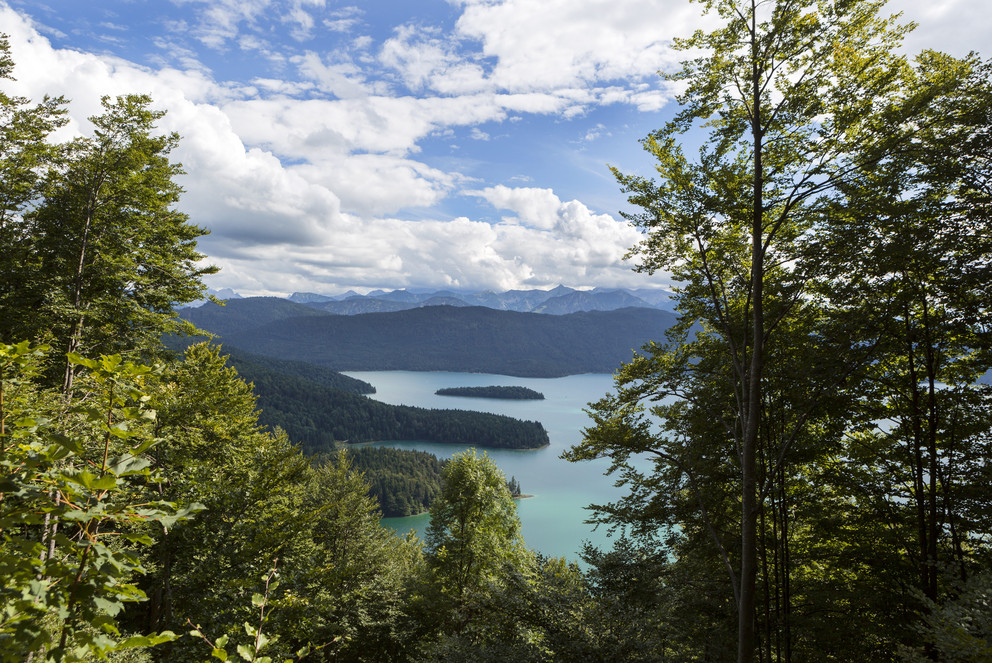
[0,83,215,389]
[343,446,445,517]
[426,450,531,601]
[188,561,314,663]
[0,342,196,662]
[125,343,314,661]
[106,344,426,663]
[274,452,424,662]
[899,573,992,663]
[0,34,68,348]
[569,0,992,661]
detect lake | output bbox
[342,370,633,561]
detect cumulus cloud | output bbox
[293,50,376,98]
[0,4,659,295]
[7,0,983,297]
[890,0,990,57]
[463,186,645,285]
[450,0,707,93]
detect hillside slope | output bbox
[181,299,677,377]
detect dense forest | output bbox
[180,298,677,377]
[172,332,551,451]
[435,385,545,400]
[220,345,376,393]
[230,355,549,450]
[326,446,524,518]
[2,0,992,660]
[339,446,446,517]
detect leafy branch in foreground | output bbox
[187,559,320,663]
[0,341,201,662]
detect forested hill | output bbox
[226,351,550,451]
[180,299,677,377]
[220,345,376,394]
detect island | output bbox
[435,385,546,400]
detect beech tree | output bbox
[1,91,215,392]
[0,34,67,347]
[565,1,985,660]
[821,52,992,605]
[426,449,530,602]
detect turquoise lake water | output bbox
[341,370,635,561]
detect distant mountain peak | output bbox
[279,285,677,315]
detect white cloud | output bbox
[169,0,273,50]
[1,4,657,296]
[324,5,363,33]
[450,0,706,94]
[380,24,455,92]
[462,185,645,287]
[469,185,562,229]
[888,0,990,57]
[9,0,984,298]
[293,50,376,98]
[290,155,462,217]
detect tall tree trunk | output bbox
[740,4,764,659]
[921,292,940,603]
[62,180,103,395]
[904,303,930,598]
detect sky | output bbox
[2,0,989,297]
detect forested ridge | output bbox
[170,336,550,451]
[180,299,677,377]
[220,345,376,394]
[3,0,992,660]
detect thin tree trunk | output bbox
[904,305,931,599]
[780,462,792,663]
[740,2,764,658]
[920,293,940,602]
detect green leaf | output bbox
[119,631,178,648]
[107,455,151,477]
[64,470,118,491]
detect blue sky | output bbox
[3,0,988,296]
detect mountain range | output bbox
[179,297,677,378]
[189,285,675,316]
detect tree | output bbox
[426,450,529,601]
[0,342,197,662]
[819,51,992,609]
[566,0,971,660]
[124,343,314,662]
[8,94,215,392]
[0,33,67,346]
[276,451,424,662]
